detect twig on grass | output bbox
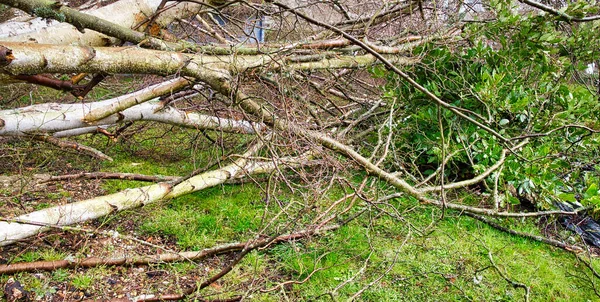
[104,224,340,302]
[463,212,584,252]
[0,216,339,275]
[39,172,179,184]
[484,248,531,302]
[31,135,113,161]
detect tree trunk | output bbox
[0,142,313,246]
[0,0,203,46]
[0,78,263,136]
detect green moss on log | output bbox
[32,6,65,22]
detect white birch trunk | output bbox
[0,145,313,246]
[0,79,263,136]
[0,42,415,86]
[0,0,202,46]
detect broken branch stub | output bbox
[0,45,14,66]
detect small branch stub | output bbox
[0,46,14,66]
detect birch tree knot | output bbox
[0,46,14,67]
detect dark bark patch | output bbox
[0,46,14,67]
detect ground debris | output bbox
[4,278,28,302]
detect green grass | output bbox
[139,184,264,249]
[133,174,600,301]
[3,122,599,301]
[71,274,94,290]
[92,134,600,301]
[257,206,600,301]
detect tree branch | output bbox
[31,134,113,161]
[0,223,339,274]
[518,0,600,22]
[269,1,509,144]
[39,172,179,183]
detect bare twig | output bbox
[510,124,600,141]
[464,212,584,252]
[270,1,509,144]
[39,172,179,183]
[0,222,339,275]
[484,247,531,302]
[518,0,600,22]
[31,135,113,161]
[418,149,507,193]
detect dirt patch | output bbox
[0,173,105,218]
[0,230,206,301]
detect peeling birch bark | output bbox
[52,125,109,137]
[0,181,175,246]
[0,143,261,245]
[0,42,547,219]
[0,0,203,52]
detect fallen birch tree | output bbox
[0,0,595,242]
[0,77,263,136]
[0,138,316,245]
[0,41,564,220]
[0,0,204,46]
[0,0,599,299]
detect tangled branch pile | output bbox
[0,0,599,299]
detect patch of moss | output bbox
[32,7,65,22]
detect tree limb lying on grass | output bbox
[0,141,312,246]
[0,223,339,274]
[0,39,586,250]
[39,172,180,183]
[31,134,113,161]
[464,212,585,252]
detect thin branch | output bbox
[493,164,504,212]
[485,248,531,302]
[39,172,179,183]
[71,73,107,98]
[510,124,600,141]
[415,148,462,187]
[195,14,230,44]
[31,134,113,161]
[123,224,339,302]
[518,0,600,22]
[464,212,584,251]
[346,230,409,301]
[270,0,509,144]
[418,149,507,193]
[0,222,339,275]
[13,74,85,94]
[333,1,417,27]
[83,77,191,122]
[427,198,587,217]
